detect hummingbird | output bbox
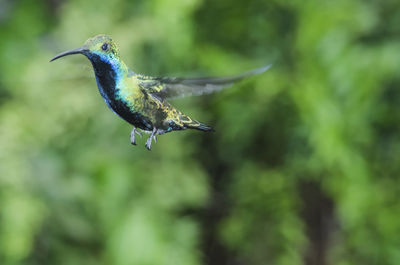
[50,34,271,150]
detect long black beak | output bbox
[50,47,87,62]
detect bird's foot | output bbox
[145,138,152,150]
[130,127,139,145]
[145,128,157,151]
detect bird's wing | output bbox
[138,64,272,100]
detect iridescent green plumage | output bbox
[50,34,271,150]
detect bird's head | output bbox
[50,34,121,65]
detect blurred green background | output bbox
[1,0,400,264]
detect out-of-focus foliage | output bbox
[1,0,400,264]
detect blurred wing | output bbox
[138,64,272,100]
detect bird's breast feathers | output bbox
[114,76,142,107]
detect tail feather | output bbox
[176,113,214,132]
[189,121,214,132]
[183,119,214,132]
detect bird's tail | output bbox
[188,121,214,132]
[181,116,214,132]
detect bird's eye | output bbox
[101,43,109,51]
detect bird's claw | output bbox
[145,142,152,151]
[130,135,137,146]
[130,127,140,145]
[145,135,157,151]
[145,128,157,151]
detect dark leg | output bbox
[145,127,157,151]
[130,127,142,145]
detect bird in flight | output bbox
[50,34,271,150]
